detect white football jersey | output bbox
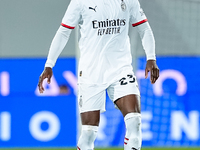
[62,0,147,84]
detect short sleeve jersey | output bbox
[62,0,147,84]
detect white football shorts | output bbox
[77,73,140,113]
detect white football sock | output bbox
[77,125,98,150]
[124,113,142,150]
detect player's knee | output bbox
[77,125,98,150]
[124,113,142,150]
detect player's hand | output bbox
[145,60,159,84]
[38,67,53,93]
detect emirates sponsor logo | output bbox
[92,19,126,36]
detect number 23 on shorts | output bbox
[119,74,136,85]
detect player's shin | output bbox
[77,125,98,150]
[124,113,142,150]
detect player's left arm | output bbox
[130,0,159,84]
[136,22,159,84]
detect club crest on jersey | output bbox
[121,0,126,11]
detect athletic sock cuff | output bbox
[124,113,141,121]
[82,125,98,132]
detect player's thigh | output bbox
[107,73,140,117]
[81,110,100,126]
[78,83,106,126]
[115,94,141,117]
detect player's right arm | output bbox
[38,0,82,93]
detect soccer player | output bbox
[38,0,159,149]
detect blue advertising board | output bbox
[94,57,200,147]
[0,57,200,147]
[0,58,77,147]
[138,57,200,147]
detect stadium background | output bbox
[0,0,200,149]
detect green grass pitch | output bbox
[0,148,200,150]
